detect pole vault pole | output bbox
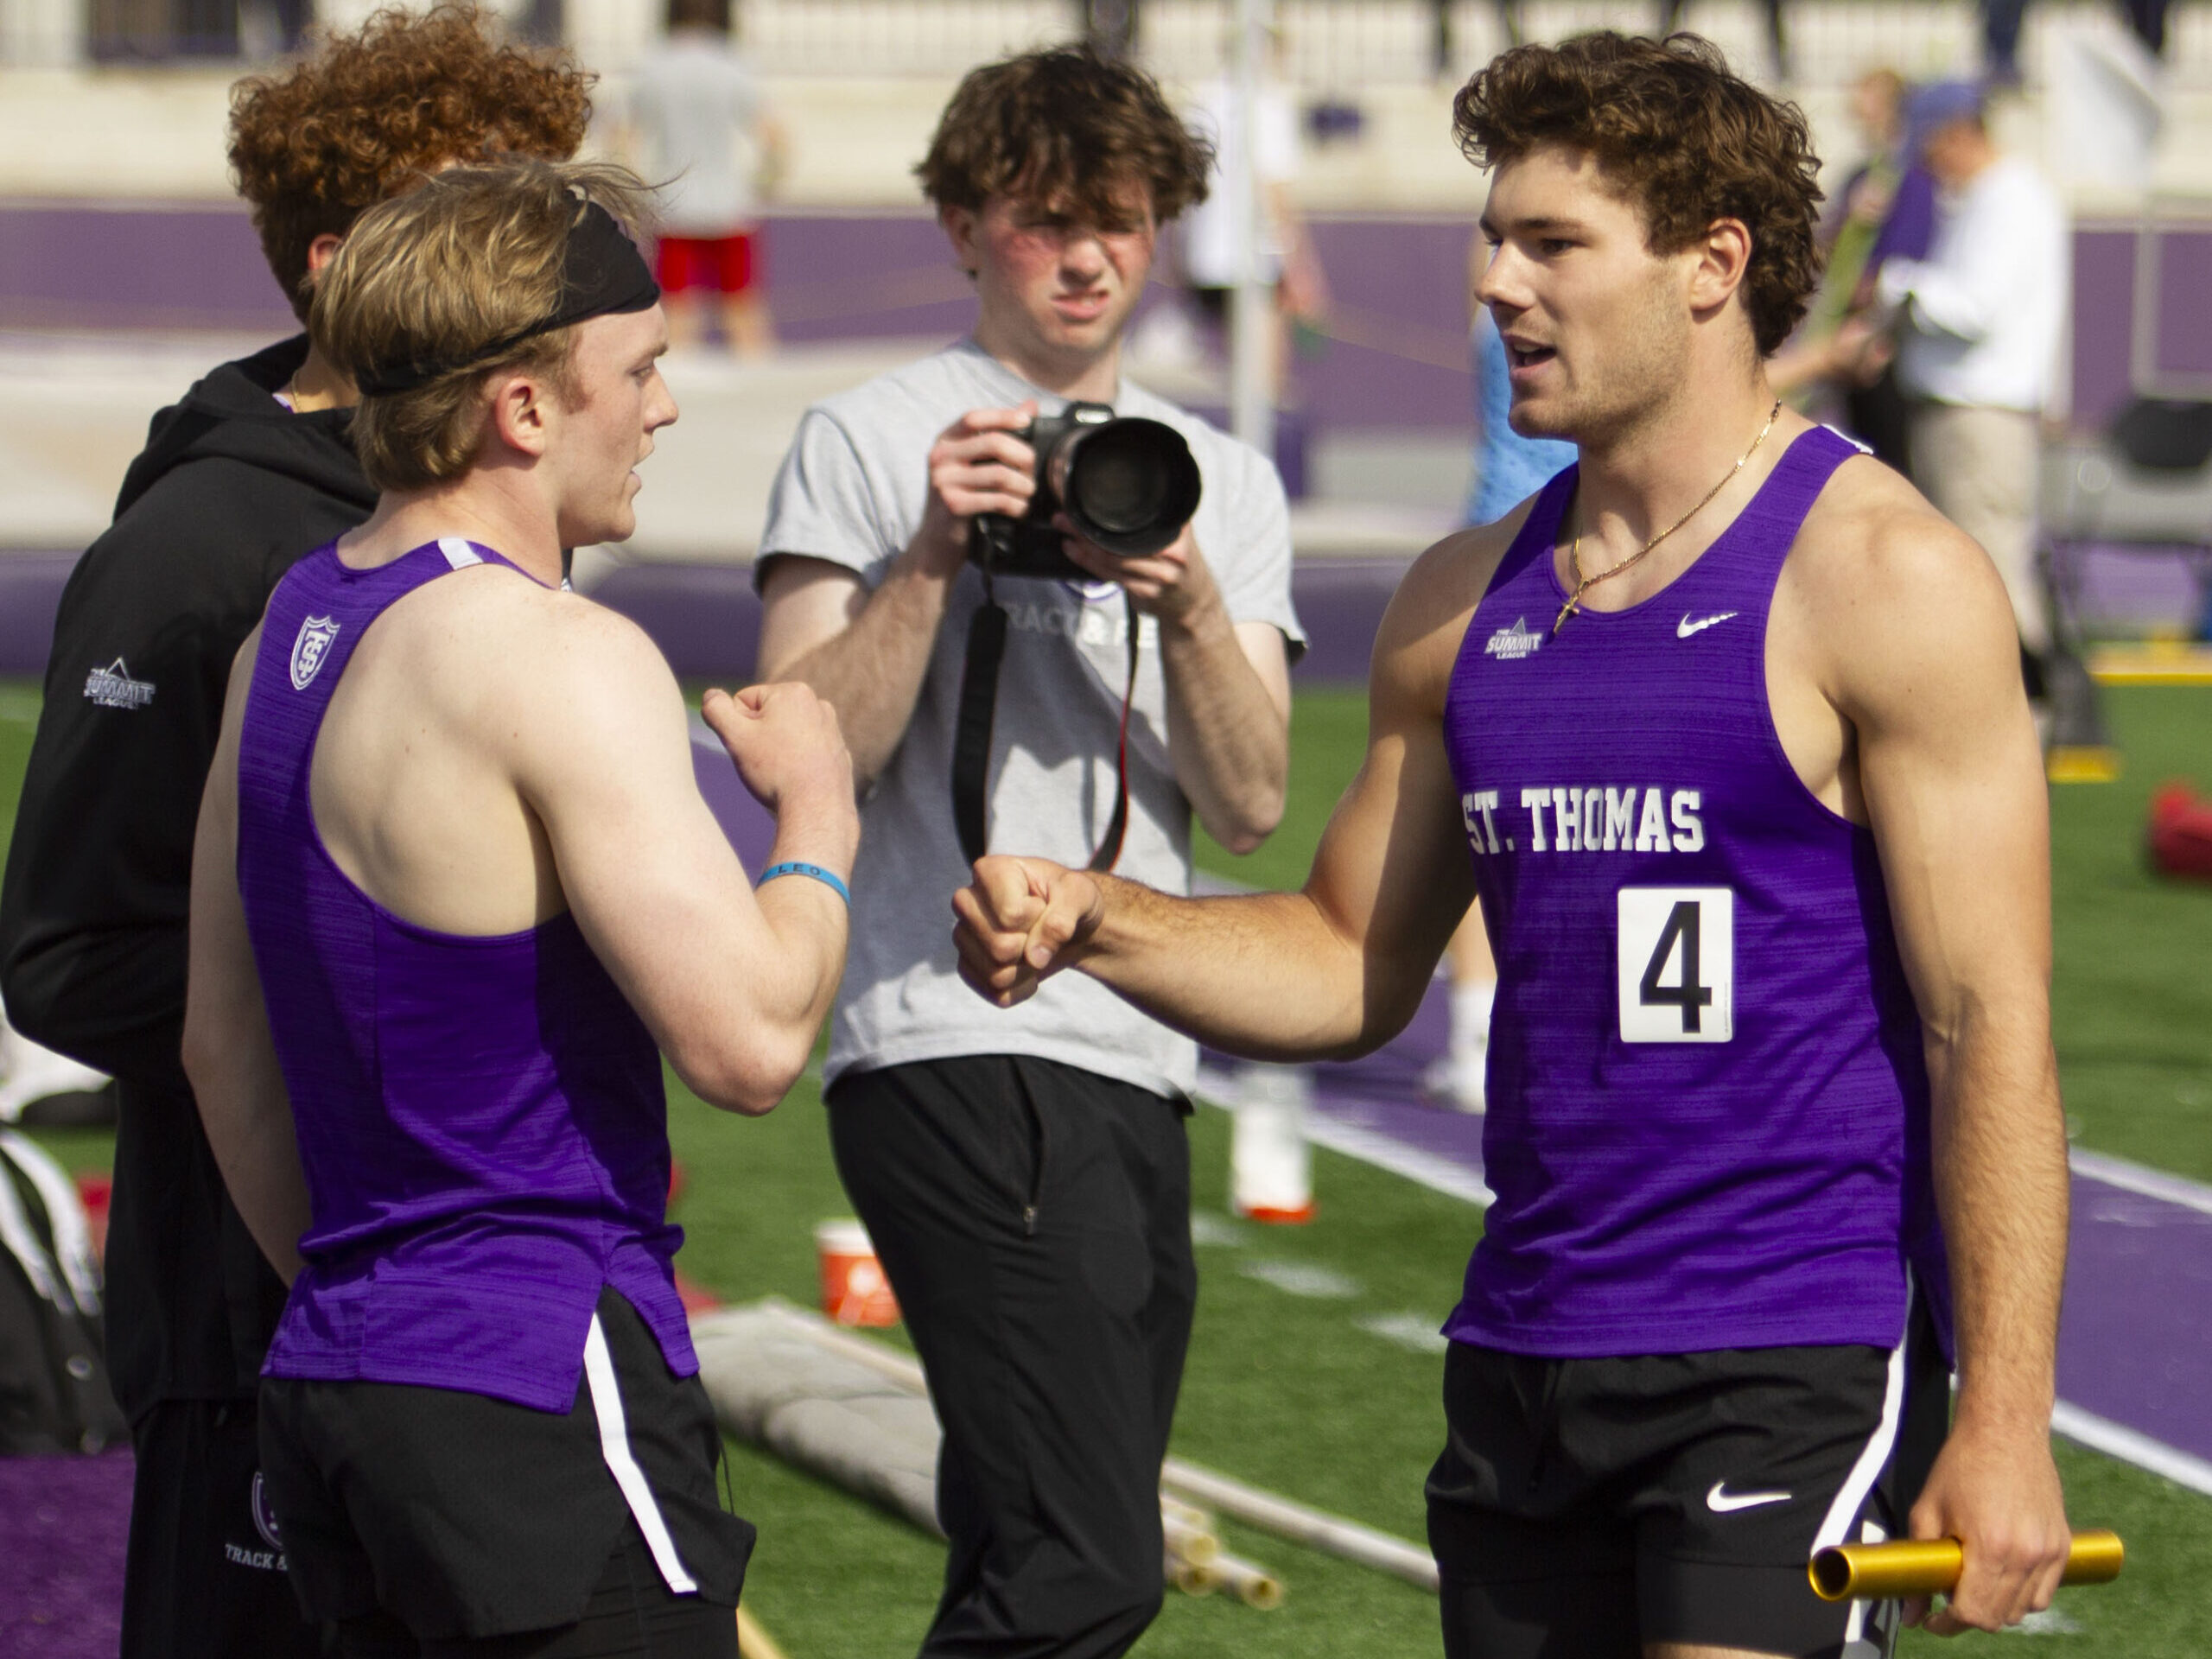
[1228,0,1275,464]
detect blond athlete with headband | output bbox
[184,161,855,1657]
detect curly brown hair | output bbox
[228,4,593,323]
[918,46,1212,227]
[1452,32,1822,356]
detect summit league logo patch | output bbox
[289,615,340,690]
[83,658,156,709]
[1484,616,1543,661]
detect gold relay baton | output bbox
[1809,1529,2125,1601]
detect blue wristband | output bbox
[757,861,850,906]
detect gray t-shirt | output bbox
[759,340,1303,1097]
[625,32,764,236]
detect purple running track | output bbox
[1288,980,2212,1481]
[0,1452,131,1656]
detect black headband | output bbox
[355,200,660,398]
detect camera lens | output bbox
[1077,442,1168,533]
[1063,419,1202,556]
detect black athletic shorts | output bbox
[1426,1298,1948,1659]
[260,1286,753,1647]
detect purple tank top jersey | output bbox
[1443,426,1950,1359]
[236,538,693,1411]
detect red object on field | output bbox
[816,1219,901,1326]
[668,1159,687,1209]
[673,1271,723,1315]
[74,1174,111,1264]
[2148,782,2212,880]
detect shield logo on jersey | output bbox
[289,615,340,690]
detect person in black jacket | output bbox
[0,11,593,1654]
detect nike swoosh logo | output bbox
[1678,611,1739,638]
[1707,1481,1793,1513]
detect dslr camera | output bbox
[971,402,1203,582]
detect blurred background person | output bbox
[1878,79,2069,698]
[1429,250,1577,1114]
[1463,238,1575,527]
[1984,0,2174,85]
[620,0,788,356]
[1425,912,1497,1114]
[1766,65,1930,472]
[1182,25,1328,397]
[1658,0,1789,79]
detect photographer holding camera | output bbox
[753,46,1300,1659]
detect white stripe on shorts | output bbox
[1813,1296,1911,1554]
[582,1313,699,1595]
[1812,1282,1916,1653]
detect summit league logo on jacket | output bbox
[82,658,156,709]
[289,616,340,690]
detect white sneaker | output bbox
[1421,1051,1486,1115]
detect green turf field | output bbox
[3,676,2209,1652]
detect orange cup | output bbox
[815,1218,900,1327]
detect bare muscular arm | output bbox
[509,604,857,1116]
[951,528,1496,1054]
[182,630,309,1283]
[1808,476,2070,1634]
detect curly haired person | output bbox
[0,11,592,1656]
[956,34,2072,1656]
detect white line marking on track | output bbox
[1301,1114,1496,1208]
[1201,1078,2212,1499]
[1240,1259,1362,1300]
[1357,1312,1450,1354]
[2069,1147,2212,1219]
[2050,1399,2212,1497]
[2005,1606,2083,1635]
[1194,1072,1495,1207]
[1188,1211,1248,1249]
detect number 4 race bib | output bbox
[1617,888,1733,1043]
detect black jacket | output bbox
[0,335,376,1416]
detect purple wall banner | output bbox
[10,200,2199,444]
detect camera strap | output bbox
[951,574,1137,874]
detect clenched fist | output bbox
[702,682,855,833]
[951,855,1107,1006]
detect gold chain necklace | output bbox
[1552,401,1783,635]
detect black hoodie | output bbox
[0,334,376,1415]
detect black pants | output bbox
[828,1056,1197,1659]
[121,1395,323,1659]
